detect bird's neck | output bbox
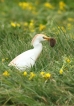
[33,42,42,48]
[33,43,43,60]
[32,39,43,54]
[33,42,43,53]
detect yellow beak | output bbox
[43,36,50,40]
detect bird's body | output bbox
[8,34,55,71]
[8,43,42,70]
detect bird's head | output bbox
[31,34,56,47]
[31,34,49,44]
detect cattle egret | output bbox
[8,34,55,71]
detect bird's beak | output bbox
[43,36,50,40]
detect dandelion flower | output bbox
[11,22,20,27]
[24,22,28,26]
[68,18,74,22]
[59,1,66,11]
[2,58,5,62]
[23,71,27,76]
[39,24,46,31]
[19,2,34,11]
[29,72,36,80]
[29,20,34,27]
[21,2,29,9]
[44,73,51,80]
[6,58,9,60]
[29,22,34,27]
[66,58,70,63]
[67,23,72,30]
[40,71,45,77]
[44,2,54,9]
[29,20,35,32]
[11,22,16,27]
[59,69,63,74]
[18,2,22,7]
[3,71,10,76]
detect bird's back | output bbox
[8,48,40,70]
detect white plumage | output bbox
[8,34,50,71]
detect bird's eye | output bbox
[43,36,46,39]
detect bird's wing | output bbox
[8,49,37,67]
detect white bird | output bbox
[8,34,54,71]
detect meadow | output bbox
[0,0,74,106]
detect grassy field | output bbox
[0,0,74,106]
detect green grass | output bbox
[0,0,74,106]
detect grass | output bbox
[0,0,74,106]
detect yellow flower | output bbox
[68,18,74,22]
[24,22,28,26]
[39,24,46,31]
[59,69,63,74]
[59,1,66,11]
[67,23,71,27]
[29,72,36,80]
[2,58,5,62]
[2,58,9,62]
[28,5,35,11]
[66,58,70,63]
[29,22,34,27]
[19,2,34,11]
[3,71,10,76]
[6,58,9,60]
[23,2,29,8]
[18,2,22,7]
[19,2,29,9]
[29,20,35,32]
[11,22,16,27]
[40,71,45,77]
[67,23,72,30]
[44,73,51,79]
[44,2,54,9]
[11,22,20,27]
[29,20,34,26]
[23,71,27,76]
